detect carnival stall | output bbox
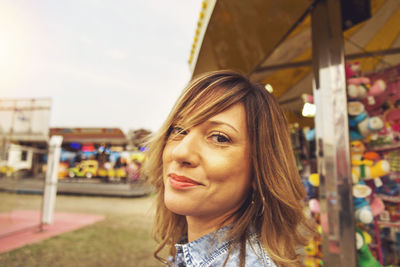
[50,127,146,183]
[189,0,400,266]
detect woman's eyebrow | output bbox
[206,120,238,133]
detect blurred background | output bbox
[3,0,400,266]
[0,1,203,266]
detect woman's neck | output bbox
[186,214,233,242]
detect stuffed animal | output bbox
[354,197,373,224]
[351,155,389,181]
[348,77,386,103]
[368,80,386,98]
[309,173,319,187]
[370,197,385,217]
[346,62,361,79]
[348,101,365,116]
[384,108,400,131]
[356,227,394,267]
[353,180,373,224]
[355,227,387,267]
[305,128,316,141]
[348,77,371,99]
[349,111,384,141]
[308,173,320,213]
[351,140,372,164]
[350,140,390,186]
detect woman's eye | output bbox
[210,133,231,144]
[169,126,187,139]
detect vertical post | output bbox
[311,0,356,266]
[41,135,63,226]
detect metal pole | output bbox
[311,0,356,266]
[41,135,63,227]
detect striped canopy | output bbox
[189,0,400,125]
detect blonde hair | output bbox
[143,70,313,267]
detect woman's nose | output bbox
[171,132,199,167]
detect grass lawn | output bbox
[0,191,166,267]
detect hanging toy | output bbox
[353,181,373,224]
[348,77,386,104]
[356,227,392,267]
[348,110,384,141]
[370,197,385,217]
[348,102,384,141]
[308,173,320,214]
[350,140,390,187]
[346,61,362,79]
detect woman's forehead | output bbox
[170,83,250,128]
[173,103,247,130]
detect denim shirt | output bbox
[170,225,276,267]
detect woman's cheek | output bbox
[204,154,239,182]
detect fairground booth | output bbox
[191,0,400,266]
[0,98,51,178]
[50,127,145,183]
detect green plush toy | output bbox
[356,227,392,267]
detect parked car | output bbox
[68,160,98,178]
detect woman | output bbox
[143,70,313,267]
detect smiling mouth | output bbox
[168,173,201,189]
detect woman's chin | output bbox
[165,202,192,216]
[164,192,193,216]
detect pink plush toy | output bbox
[348,77,386,102]
[370,197,385,217]
[369,80,386,97]
[384,108,400,130]
[348,77,370,99]
[346,62,361,79]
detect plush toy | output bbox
[370,197,385,217]
[349,111,384,141]
[350,140,390,186]
[348,101,365,116]
[351,156,389,181]
[348,77,386,103]
[354,197,373,224]
[305,128,316,141]
[348,77,371,99]
[374,176,400,197]
[309,173,319,187]
[303,179,318,200]
[346,62,361,79]
[304,257,322,267]
[384,108,400,131]
[351,140,372,164]
[308,173,320,213]
[369,80,386,98]
[356,227,392,267]
[353,181,373,224]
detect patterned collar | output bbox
[173,225,269,267]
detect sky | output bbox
[0,0,204,133]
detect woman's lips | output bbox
[168,173,201,189]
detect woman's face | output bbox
[162,103,252,221]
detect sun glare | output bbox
[0,11,37,85]
[0,39,4,59]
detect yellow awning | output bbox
[189,0,400,124]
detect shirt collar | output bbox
[175,224,233,265]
